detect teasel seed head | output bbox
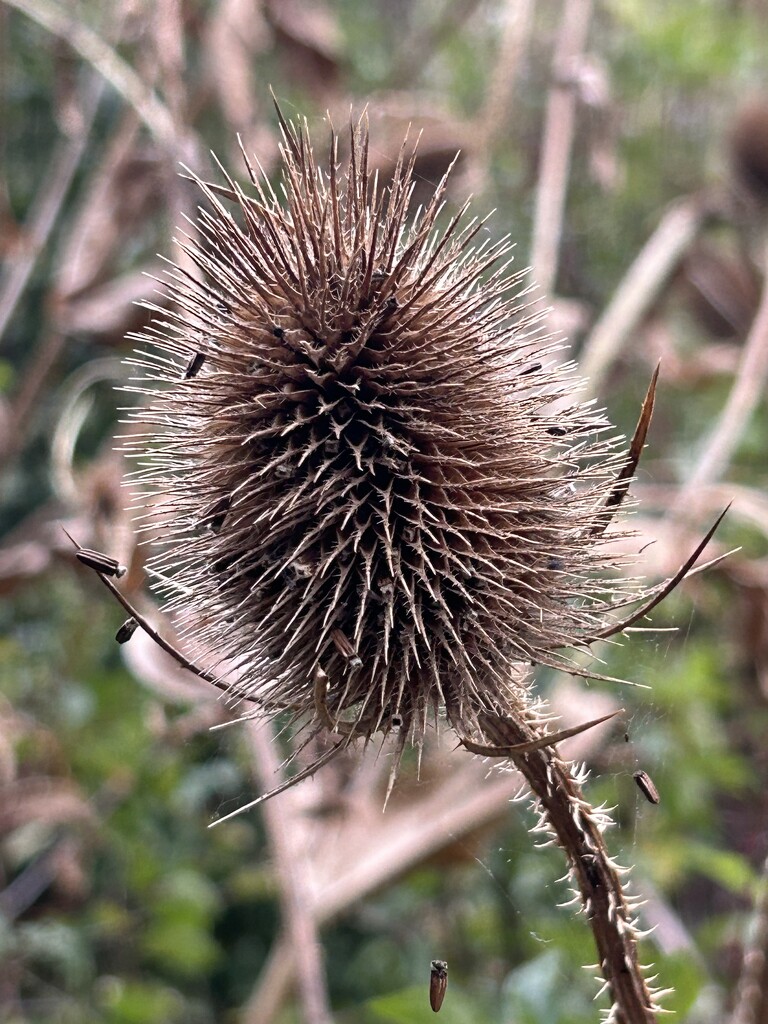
[124,111,637,766]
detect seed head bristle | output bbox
[124,113,637,758]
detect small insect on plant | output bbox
[429,960,448,1012]
[633,769,661,805]
[115,617,139,644]
[183,350,206,379]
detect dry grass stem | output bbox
[579,196,708,394]
[530,0,594,296]
[247,720,333,1024]
[677,238,768,499]
[3,0,178,149]
[0,73,102,348]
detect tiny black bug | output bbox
[115,618,139,644]
[183,351,205,379]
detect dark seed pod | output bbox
[76,547,127,578]
[125,112,642,764]
[633,770,660,805]
[429,960,448,1012]
[115,617,139,644]
[183,351,206,379]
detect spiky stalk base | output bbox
[475,711,663,1023]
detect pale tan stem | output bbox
[246,722,333,1024]
[729,852,768,1024]
[530,0,594,296]
[240,936,295,1024]
[469,0,535,191]
[579,196,706,394]
[677,237,768,500]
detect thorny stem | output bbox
[475,711,659,1024]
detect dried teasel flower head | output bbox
[125,110,653,777]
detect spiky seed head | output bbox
[124,113,634,757]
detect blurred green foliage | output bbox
[2,0,768,1021]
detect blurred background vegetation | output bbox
[2,1,768,1022]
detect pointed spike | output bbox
[457,711,623,758]
[591,362,660,536]
[208,741,345,826]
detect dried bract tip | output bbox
[76,547,127,578]
[115,617,139,644]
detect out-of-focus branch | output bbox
[730,852,768,1024]
[467,0,535,193]
[677,237,768,502]
[240,689,617,1023]
[152,0,200,282]
[242,761,529,1024]
[0,74,102,347]
[579,195,708,395]
[246,721,333,1024]
[530,0,593,297]
[0,329,66,465]
[241,935,295,1024]
[2,0,177,147]
[388,0,484,87]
